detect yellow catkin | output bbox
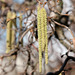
[41,8,45,51]
[37,5,48,72]
[42,8,48,64]
[6,10,12,53]
[6,11,16,54]
[40,7,48,64]
[37,6,42,72]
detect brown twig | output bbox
[51,19,75,38]
[19,26,34,42]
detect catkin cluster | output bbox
[37,5,48,72]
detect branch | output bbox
[51,19,75,38]
[46,52,75,75]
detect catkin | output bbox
[45,18,48,64]
[43,8,48,64]
[41,8,45,51]
[37,6,42,72]
[41,7,48,64]
[37,5,48,72]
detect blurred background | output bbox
[0,0,75,75]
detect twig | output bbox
[51,19,75,38]
[32,44,38,52]
[0,49,18,59]
[19,26,34,42]
[46,52,75,75]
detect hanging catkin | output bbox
[41,7,48,64]
[44,9,48,64]
[37,4,48,72]
[37,6,42,72]
[41,8,45,51]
